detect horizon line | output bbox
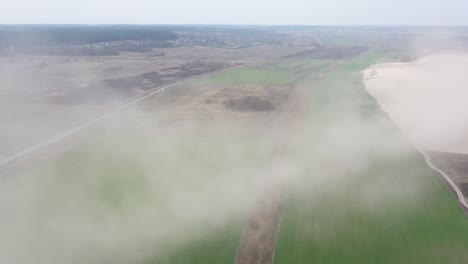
[0,23,468,27]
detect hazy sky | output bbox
[1,0,468,25]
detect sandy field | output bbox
[364,53,468,153]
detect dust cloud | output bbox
[1,32,466,264]
[365,53,468,153]
[0,79,421,264]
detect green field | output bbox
[273,54,468,264]
[9,52,468,264]
[211,60,332,85]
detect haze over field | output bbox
[0,57,423,264]
[1,1,468,263]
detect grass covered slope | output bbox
[273,54,468,264]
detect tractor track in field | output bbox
[234,61,341,264]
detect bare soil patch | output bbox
[204,85,290,112]
[224,96,275,111]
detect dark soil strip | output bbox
[234,189,283,264]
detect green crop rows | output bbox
[273,54,468,264]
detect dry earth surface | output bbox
[0,46,302,162]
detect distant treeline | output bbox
[0,25,177,47]
[0,25,291,56]
[6,40,173,56]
